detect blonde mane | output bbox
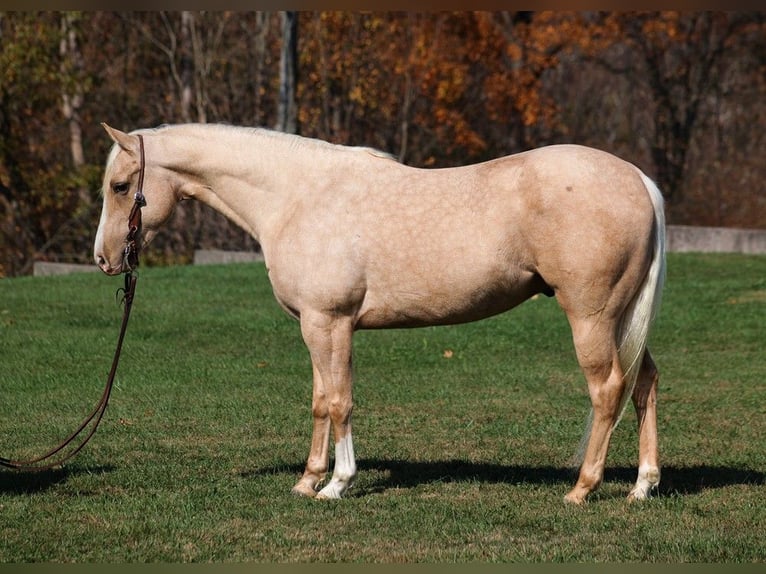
[142,123,396,161]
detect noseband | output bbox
[0,135,147,472]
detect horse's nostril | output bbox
[97,255,106,267]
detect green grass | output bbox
[0,253,764,562]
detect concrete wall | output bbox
[192,249,264,265]
[665,225,766,255]
[33,261,100,276]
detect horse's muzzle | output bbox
[96,255,124,276]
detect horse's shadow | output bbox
[3,460,760,498]
[245,459,765,497]
[0,465,115,495]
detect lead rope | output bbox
[0,136,146,472]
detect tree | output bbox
[582,12,761,203]
[1,11,764,276]
[0,13,73,276]
[276,11,298,133]
[59,12,85,170]
[477,11,564,153]
[248,12,273,126]
[132,12,234,124]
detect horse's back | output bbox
[361,143,655,277]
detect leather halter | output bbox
[0,135,147,472]
[124,135,147,272]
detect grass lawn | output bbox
[0,253,764,562]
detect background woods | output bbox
[1,11,764,277]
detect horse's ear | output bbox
[101,122,137,153]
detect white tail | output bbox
[576,171,666,462]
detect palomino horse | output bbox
[94,123,665,504]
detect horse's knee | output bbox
[328,396,353,424]
[312,400,328,420]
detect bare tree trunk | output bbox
[252,12,270,126]
[59,13,85,171]
[398,13,419,163]
[276,11,298,133]
[188,11,227,124]
[179,11,194,123]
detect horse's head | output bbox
[94,124,177,275]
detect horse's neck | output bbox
[157,126,319,243]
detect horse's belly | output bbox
[355,269,541,329]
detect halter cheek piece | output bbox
[0,134,147,472]
[123,134,147,273]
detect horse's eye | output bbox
[112,182,130,194]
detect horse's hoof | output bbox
[291,483,318,498]
[315,478,352,499]
[627,485,657,502]
[315,486,342,500]
[563,491,588,505]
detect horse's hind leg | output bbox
[293,311,357,499]
[628,349,661,500]
[564,317,626,504]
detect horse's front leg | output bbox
[291,362,332,497]
[293,311,357,499]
